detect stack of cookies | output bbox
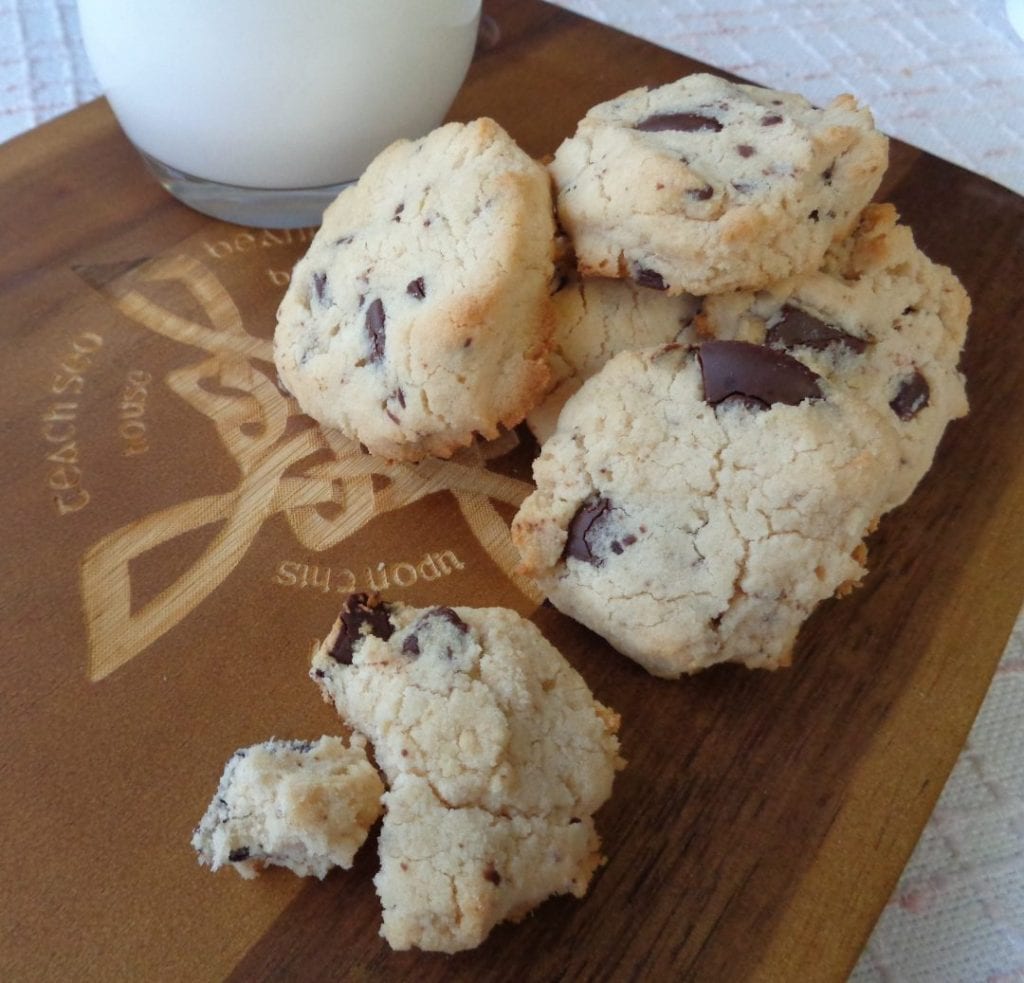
[274,73,970,679]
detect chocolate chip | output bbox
[766,305,867,354]
[610,532,638,555]
[565,496,613,565]
[483,864,502,886]
[365,298,386,363]
[634,267,668,291]
[688,185,714,201]
[401,607,468,660]
[312,271,327,302]
[731,181,755,194]
[385,407,400,425]
[396,388,405,409]
[698,340,822,409]
[822,164,834,183]
[890,370,929,420]
[313,668,326,679]
[808,209,820,222]
[761,113,783,126]
[406,276,426,299]
[737,144,756,158]
[429,607,468,633]
[288,740,313,753]
[328,593,394,663]
[393,202,404,221]
[635,112,723,133]
[335,234,354,245]
[228,848,250,863]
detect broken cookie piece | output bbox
[192,735,383,880]
[310,595,624,951]
[375,775,602,953]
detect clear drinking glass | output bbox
[78,0,482,228]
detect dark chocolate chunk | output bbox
[760,113,783,126]
[634,267,668,291]
[365,298,386,363]
[698,340,822,409]
[228,848,250,863]
[406,276,426,299]
[393,202,404,222]
[766,305,867,354]
[890,370,929,421]
[635,112,723,133]
[737,144,756,158]
[312,271,327,303]
[396,388,406,409]
[688,184,714,201]
[313,668,326,679]
[565,496,614,565]
[808,209,820,222]
[328,593,394,663]
[483,863,502,886]
[401,607,468,660]
[822,164,834,183]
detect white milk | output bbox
[78,0,482,189]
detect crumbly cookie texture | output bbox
[375,775,601,953]
[191,736,383,880]
[310,594,623,951]
[527,274,700,443]
[550,73,888,296]
[274,117,555,461]
[512,343,900,678]
[702,203,969,512]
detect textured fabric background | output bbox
[2,1,1022,979]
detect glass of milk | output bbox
[78,0,483,228]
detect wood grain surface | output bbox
[2,2,1022,980]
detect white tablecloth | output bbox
[3,1,1022,979]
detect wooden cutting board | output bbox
[1,2,1022,979]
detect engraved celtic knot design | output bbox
[80,254,541,682]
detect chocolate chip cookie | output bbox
[512,342,900,677]
[275,118,555,461]
[550,73,888,295]
[310,593,623,951]
[702,203,970,511]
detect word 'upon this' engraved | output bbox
[202,226,314,261]
[273,551,466,595]
[119,369,152,457]
[40,331,103,515]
